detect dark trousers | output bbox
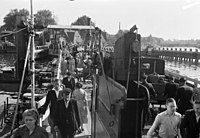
[59,126,75,138]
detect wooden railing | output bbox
[165,70,200,88]
[35,45,49,50]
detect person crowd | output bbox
[37,75,88,138]
[36,48,89,138]
[11,44,200,138]
[28,47,89,138]
[141,71,199,138]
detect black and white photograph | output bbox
[0,0,200,138]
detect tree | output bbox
[71,15,95,40]
[34,10,57,43]
[1,9,29,31]
[1,9,57,31]
[34,10,57,26]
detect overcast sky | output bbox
[0,0,200,40]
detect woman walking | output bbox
[11,108,49,138]
[72,82,88,131]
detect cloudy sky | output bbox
[0,0,200,40]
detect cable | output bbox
[0,28,27,38]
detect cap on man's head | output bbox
[61,88,72,96]
[179,77,186,82]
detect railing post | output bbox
[7,97,9,116]
[3,101,6,124]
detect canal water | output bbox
[1,53,200,80]
[165,60,200,81]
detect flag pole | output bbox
[30,0,36,108]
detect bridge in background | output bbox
[150,46,200,63]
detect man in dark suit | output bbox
[62,72,75,92]
[181,100,200,138]
[54,88,81,138]
[164,76,179,99]
[176,77,194,115]
[38,79,62,138]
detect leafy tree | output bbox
[34,10,57,43]
[1,9,57,31]
[34,10,57,26]
[1,9,29,31]
[71,15,95,40]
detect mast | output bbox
[30,0,36,108]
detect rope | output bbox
[0,28,27,38]
[126,43,132,91]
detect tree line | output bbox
[0,8,97,41]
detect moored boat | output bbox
[88,25,200,138]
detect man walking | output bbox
[180,100,200,138]
[176,77,193,115]
[147,98,182,138]
[38,79,62,138]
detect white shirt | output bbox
[52,87,60,98]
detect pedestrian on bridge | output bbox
[38,79,62,138]
[176,77,194,115]
[164,76,179,99]
[54,88,81,138]
[62,72,76,92]
[147,98,182,138]
[72,82,88,131]
[11,108,49,138]
[180,100,200,138]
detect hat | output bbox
[179,77,186,82]
[76,82,83,88]
[60,88,72,96]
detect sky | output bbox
[0,0,200,40]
